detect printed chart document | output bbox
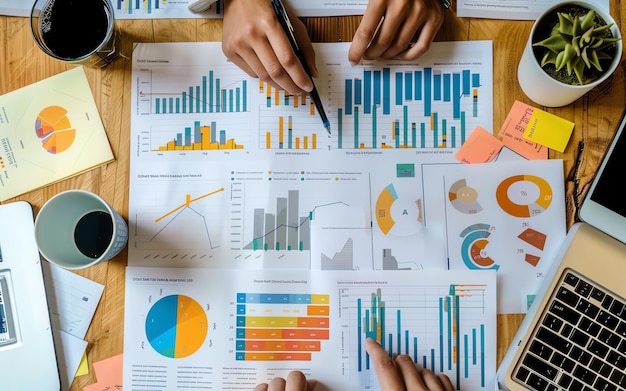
[128,41,494,270]
[456,0,609,20]
[422,159,566,314]
[0,0,366,18]
[123,267,497,391]
[0,68,114,201]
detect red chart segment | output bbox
[459,224,499,270]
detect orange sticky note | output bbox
[523,108,575,152]
[498,101,549,160]
[83,354,123,391]
[455,126,503,163]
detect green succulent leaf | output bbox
[533,35,567,53]
[555,44,577,71]
[557,12,574,35]
[540,51,558,66]
[580,10,596,31]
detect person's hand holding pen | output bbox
[222,0,317,96]
[253,338,455,391]
[222,0,445,94]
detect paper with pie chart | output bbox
[422,159,567,314]
[0,67,113,201]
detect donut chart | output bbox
[375,183,422,235]
[448,179,483,214]
[35,106,76,154]
[145,294,208,358]
[496,175,552,218]
[459,224,499,270]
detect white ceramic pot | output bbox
[518,1,622,107]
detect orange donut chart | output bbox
[375,184,397,235]
[496,175,552,218]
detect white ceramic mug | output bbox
[34,190,128,269]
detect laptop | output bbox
[0,201,60,390]
[497,110,626,391]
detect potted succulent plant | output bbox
[518,1,622,107]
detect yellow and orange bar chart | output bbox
[235,293,330,361]
[264,116,318,150]
[156,120,244,151]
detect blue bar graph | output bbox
[154,72,248,115]
[336,65,483,149]
[355,285,487,389]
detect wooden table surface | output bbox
[1,2,624,389]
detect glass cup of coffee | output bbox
[30,0,122,68]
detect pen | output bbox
[271,0,331,135]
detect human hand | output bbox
[222,0,317,95]
[366,338,455,390]
[253,370,318,391]
[349,0,445,64]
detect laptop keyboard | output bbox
[513,269,626,391]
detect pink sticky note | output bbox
[498,101,549,160]
[455,126,503,163]
[83,354,123,391]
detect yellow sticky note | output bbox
[523,109,575,152]
[75,352,89,377]
[455,126,503,163]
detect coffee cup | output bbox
[34,190,128,269]
[30,0,122,67]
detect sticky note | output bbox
[498,101,549,160]
[522,108,575,152]
[455,126,503,163]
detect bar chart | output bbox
[258,81,326,149]
[243,190,312,252]
[323,41,492,150]
[235,293,330,361]
[152,120,245,151]
[340,281,493,390]
[136,67,249,116]
[115,0,222,17]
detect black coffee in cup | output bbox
[39,0,111,59]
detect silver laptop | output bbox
[497,111,626,391]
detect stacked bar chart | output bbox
[263,115,318,150]
[259,81,324,149]
[154,120,244,151]
[244,190,311,252]
[235,293,330,361]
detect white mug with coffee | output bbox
[34,190,128,269]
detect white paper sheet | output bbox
[128,41,494,270]
[456,0,609,20]
[421,159,566,313]
[123,267,498,390]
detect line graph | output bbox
[155,188,225,223]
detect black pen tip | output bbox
[324,120,331,135]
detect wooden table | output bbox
[1,2,624,389]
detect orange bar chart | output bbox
[235,293,330,361]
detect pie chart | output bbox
[145,294,208,358]
[35,106,76,154]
